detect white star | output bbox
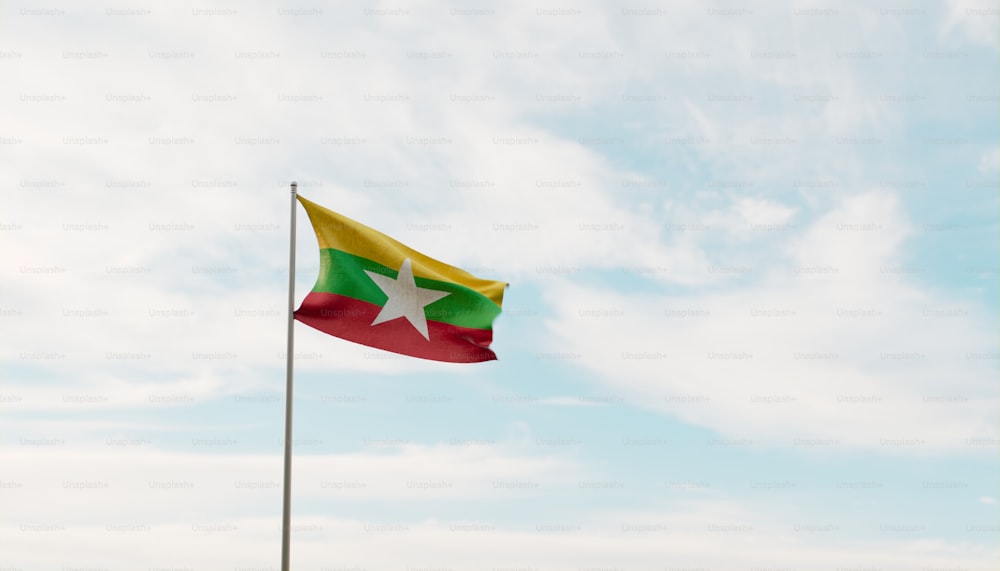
[364,258,450,340]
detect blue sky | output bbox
[1,1,998,569]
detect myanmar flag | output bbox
[294,195,505,363]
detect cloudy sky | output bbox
[1,1,998,570]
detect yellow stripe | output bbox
[298,195,505,306]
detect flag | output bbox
[294,195,505,363]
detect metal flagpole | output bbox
[281,181,298,571]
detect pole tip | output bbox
[290,181,298,192]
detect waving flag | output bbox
[294,195,505,363]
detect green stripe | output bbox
[311,248,500,330]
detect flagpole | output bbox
[281,181,297,571]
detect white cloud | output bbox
[2,490,996,570]
[942,0,1000,48]
[979,145,1000,173]
[544,191,999,452]
[535,396,606,407]
[1,0,727,389]
[699,196,798,239]
[0,443,576,514]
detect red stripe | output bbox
[294,292,497,363]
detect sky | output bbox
[1,1,998,570]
